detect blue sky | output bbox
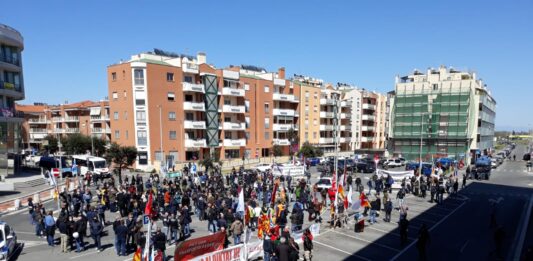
[4,0,532,131]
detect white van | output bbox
[72,155,110,177]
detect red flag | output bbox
[154,250,163,261]
[132,246,142,261]
[344,195,349,210]
[145,192,153,217]
[360,192,370,208]
[271,180,279,205]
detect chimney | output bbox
[197,52,206,64]
[278,67,286,79]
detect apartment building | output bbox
[1,24,25,179]
[390,66,496,162]
[108,50,299,169]
[16,100,111,150]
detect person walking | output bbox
[303,228,313,261]
[417,224,430,261]
[89,216,103,252]
[230,217,244,245]
[396,187,406,209]
[384,198,393,222]
[115,219,128,256]
[44,210,56,246]
[462,173,467,189]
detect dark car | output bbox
[306,158,321,166]
[355,161,376,173]
[405,162,433,176]
[523,154,531,161]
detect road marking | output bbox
[390,196,468,260]
[512,194,533,260]
[313,239,372,261]
[460,239,469,253]
[329,229,401,252]
[69,248,110,259]
[366,226,416,241]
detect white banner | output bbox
[293,223,320,244]
[191,240,264,261]
[377,169,415,189]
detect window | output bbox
[134,69,144,85]
[313,105,318,112]
[167,92,175,101]
[114,112,119,120]
[305,119,309,129]
[313,119,317,125]
[112,92,118,100]
[112,72,117,81]
[245,117,250,128]
[135,91,146,106]
[137,130,147,145]
[264,118,270,129]
[313,132,317,139]
[264,132,270,140]
[124,111,128,120]
[244,84,250,91]
[245,132,250,140]
[136,111,146,121]
[168,112,176,121]
[155,151,163,162]
[264,85,270,93]
[224,97,231,105]
[245,100,250,112]
[125,130,129,139]
[167,73,174,82]
[305,132,308,141]
[224,116,231,122]
[169,131,177,140]
[123,91,127,98]
[138,152,148,165]
[225,131,232,139]
[305,91,310,97]
[185,113,193,121]
[114,130,120,139]
[264,103,270,113]
[314,92,318,99]
[432,84,438,90]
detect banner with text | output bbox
[174,231,225,261]
[190,241,264,261]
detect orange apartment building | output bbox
[107,49,389,169]
[16,100,111,151]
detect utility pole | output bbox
[333,92,340,220]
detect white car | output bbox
[0,221,17,261]
[491,158,498,169]
[254,163,272,172]
[315,177,333,190]
[385,159,403,168]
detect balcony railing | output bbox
[184,120,206,129]
[28,118,48,124]
[90,115,110,121]
[362,115,375,121]
[273,124,295,131]
[65,128,80,133]
[64,116,79,122]
[185,139,206,148]
[320,98,336,105]
[319,137,335,143]
[0,54,20,66]
[29,128,48,133]
[183,102,206,111]
[0,81,22,92]
[53,128,64,133]
[182,82,205,93]
[223,122,246,130]
[363,103,376,110]
[222,87,245,97]
[319,125,335,131]
[222,105,245,113]
[273,93,298,103]
[91,128,104,134]
[320,111,334,118]
[223,138,246,147]
[183,63,199,74]
[361,136,374,142]
[361,126,375,131]
[273,139,290,146]
[273,108,296,117]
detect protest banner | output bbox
[190,240,264,261]
[174,231,225,261]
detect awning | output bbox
[90,107,101,116]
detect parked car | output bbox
[254,163,272,172]
[384,159,403,168]
[355,161,376,173]
[315,177,333,190]
[491,158,498,169]
[306,157,321,166]
[0,221,17,261]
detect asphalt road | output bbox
[3,146,532,261]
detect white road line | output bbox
[329,229,401,252]
[512,194,533,260]
[460,240,469,253]
[69,248,110,259]
[390,197,468,260]
[313,239,372,261]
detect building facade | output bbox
[108,50,391,169]
[16,100,111,151]
[0,24,25,178]
[390,66,496,162]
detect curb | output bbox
[0,181,66,214]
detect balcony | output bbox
[273,139,290,146]
[320,98,336,105]
[64,116,79,122]
[222,105,245,113]
[340,125,347,131]
[362,115,375,121]
[184,120,206,129]
[182,82,205,93]
[340,137,348,143]
[183,102,205,111]
[185,139,207,148]
[320,125,334,131]
[0,81,23,93]
[273,108,296,117]
[320,111,334,118]
[53,128,64,133]
[223,138,246,147]
[363,103,376,110]
[273,124,295,131]
[29,128,48,133]
[0,54,21,67]
[222,87,245,97]
[223,122,246,130]
[361,136,374,142]
[65,128,80,133]
[91,128,104,134]
[273,93,298,103]
[340,113,351,119]
[319,137,335,143]
[274,78,286,86]
[182,63,199,74]
[341,100,351,107]
[361,126,375,131]
[28,118,48,124]
[52,117,63,122]
[90,115,110,121]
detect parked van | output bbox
[72,155,110,178]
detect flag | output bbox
[360,192,370,208]
[347,185,353,209]
[133,247,142,261]
[143,223,151,261]
[153,250,163,261]
[236,187,245,213]
[72,159,78,177]
[145,192,153,217]
[271,179,279,204]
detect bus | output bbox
[72,155,110,178]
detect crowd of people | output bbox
[25,160,468,261]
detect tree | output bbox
[43,135,59,154]
[60,133,107,156]
[199,153,219,172]
[287,128,299,156]
[272,144,283,157]
[105,142,138,184]
[298,142,322,158]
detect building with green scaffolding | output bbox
[389,66,496,163]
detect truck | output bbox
[474,156,492,180]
